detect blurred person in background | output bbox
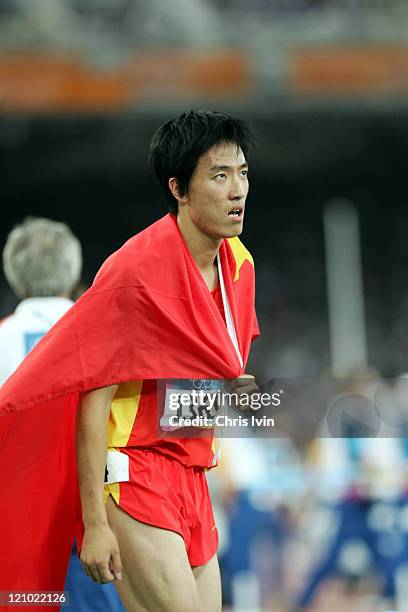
[294,375,408,611]
[0,217,80,383]
[0,217,124,612]
[208,435,301,610]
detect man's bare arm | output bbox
[76,384,123,584]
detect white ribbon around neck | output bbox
[217,254,243,369]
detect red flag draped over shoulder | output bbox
[0,214,258,603]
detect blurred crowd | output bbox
[1,0,408,51]
[208,375,408,611]
[1,0,406,16]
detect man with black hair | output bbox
[0,110,259,611]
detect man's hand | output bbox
[229,374,259,411]
[80,523,123,584]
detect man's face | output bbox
[178,141,249,239]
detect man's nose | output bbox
[229,176,245,200]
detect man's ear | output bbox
[168,177,188,205]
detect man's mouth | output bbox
[228,207,244,219]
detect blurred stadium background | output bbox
[2,1,408,610]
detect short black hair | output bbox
[149,109,255,214]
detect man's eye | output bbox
[215,173,227,179]
[241,170,248,177]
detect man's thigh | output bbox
[106,496,204,612]
[192,555,222,612]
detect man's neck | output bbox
[177,214,221,272]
